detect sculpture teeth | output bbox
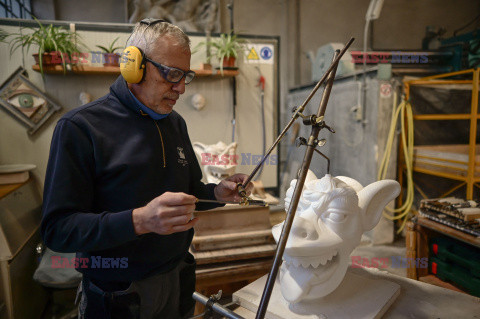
[283,251,337,269]
[319,256,328,265]
[292,259,301,267]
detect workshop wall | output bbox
[230,0,479,87]
[0,23,278,192]
[1,0,478,193]
[31,0,479,88]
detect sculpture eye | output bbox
[326,212,346,222]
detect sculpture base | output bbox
[233,268,400,319]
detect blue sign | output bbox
[260,47,273,60]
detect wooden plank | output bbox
[32,64,238,77]
[417,217,480,248]
[191,244,277,265]
[196,259,273,281]
[405,221,417,280]
[194,205,271,236]
[192,229,274,251]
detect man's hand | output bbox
[132,192,197,235]
[214,174,254,203]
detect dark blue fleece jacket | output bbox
[41,76,218,282]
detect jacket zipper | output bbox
[153,120,166,168]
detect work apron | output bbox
[77,253,196,319]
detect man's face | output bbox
[131,35,191,114]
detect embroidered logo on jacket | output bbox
[177,147,188,166]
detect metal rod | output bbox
[196,198,267,206]
[192,292,245,319]
[241,38,354,188]
[255,50,341,319]
[314,149,330,174]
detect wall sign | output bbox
[244,44,274,64]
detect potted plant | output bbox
[96,37,122,67]
[195,31,247,74]
[9,18,87,76]
[212,32,247,74]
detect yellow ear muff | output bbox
[120,46,146,84]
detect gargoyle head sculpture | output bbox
[272,171,400,304]
[193,141,238,184]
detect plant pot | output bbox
[199,63,213,70]
[103,53,120,67]
[222,56,236,69]
[33,52,64,66]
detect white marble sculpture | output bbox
[193,141,237,184]
[190,93,206,111]
[272,171,400,304]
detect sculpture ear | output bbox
[335,176,363,192]
[358,180,400,231]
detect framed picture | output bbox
[0,67,62,135]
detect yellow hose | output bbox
[377,92,414,233]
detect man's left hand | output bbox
[214,174,254,203]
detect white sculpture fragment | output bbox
[190,93,206,111]
[272,171,400,304]
[193,141,237,184]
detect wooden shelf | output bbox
[416,216,480,247]
[32,64,119,75]
[31,65,239,77]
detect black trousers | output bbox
[77,253,196,319]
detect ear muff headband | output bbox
[121,19,167,84]
[120,46,145,84]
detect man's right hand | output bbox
[132,192,198,235]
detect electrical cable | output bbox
[377,90,414,234]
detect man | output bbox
[41,19,253,318]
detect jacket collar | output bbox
[109,76,169,120]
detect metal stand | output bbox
[192,37,355,319]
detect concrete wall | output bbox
[231,0,479,87]
[31,0,480,88]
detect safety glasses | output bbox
[145,57,195,84]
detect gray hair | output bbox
[127,21,190,56]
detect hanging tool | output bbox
[280,122,300,195]
[227,0,237,143]
[255,67,266,180]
